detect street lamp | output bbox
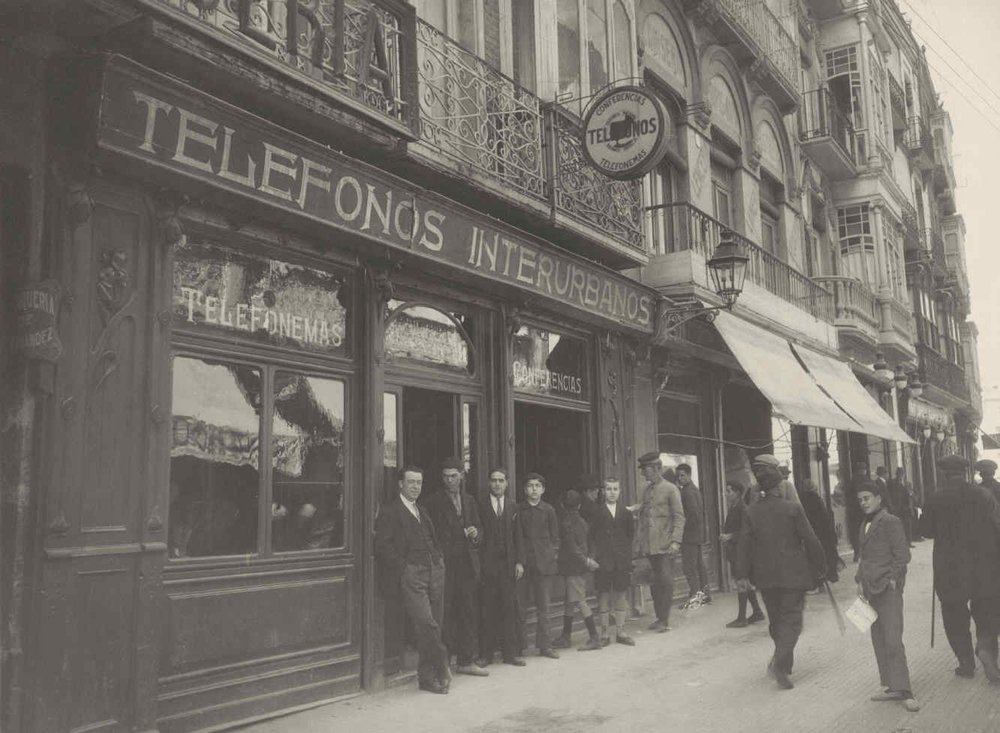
[935,426,946,443]
[921,425,932,440]
[907,376,923,398]
[893,366,908,391]
[873,353,894,385]
[655,230,750,338]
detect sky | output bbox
[899,0,1000,434]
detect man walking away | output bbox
[736,454,826,690]
[677,463,711,608]
[856,481,918,712]
[375,466,451,694]
[919,454,1000,682]
[633,452,684,632]
[887,467,914,547]
[976,460,1000,505]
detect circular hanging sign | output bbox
[581,86,670,180]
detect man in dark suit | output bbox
[421,458,488,677]
[374,466,451,694]
[736,454,826,690]
[845,462,870,558]
[517,472,561,659]
[856,481,918,712]
[976,459,1000,504]
[919,454,1000,682]
[477,468,526,667]
[677,463,711,607]
[887,467,914,547]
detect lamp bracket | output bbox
[655,298,724,341]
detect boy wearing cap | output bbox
[591,478,636,646]
[552,490,602,651]
[856,481,918,712]
[518,473,561,659]
[976,460,1000,504]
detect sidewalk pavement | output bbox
[239,542,1000,733]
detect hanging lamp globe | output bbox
[707,230,750,309]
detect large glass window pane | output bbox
[512,0,537,91]
[586,0,608,94]
[462,401,479,489]
[557,0,581,102]
[169,356,261,558]
[272,374,347,551]
[612,1,631,81]
[385,302,473,373]
[511,325,589,400]
[174,241,350,357]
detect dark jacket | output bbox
[855,509,909,598]
[589,502,634,575]
[680,482,704,544]
[518,500,560,575]
[982,478,1000,506]
[919,480,1000,602]
[735,470,826,590]
[558,510,592,576]
[722,500,748,571]
[887,478,911,519]
[800,490,840,583]
[421,489,481,581]
[478,493,525,579]
[374,497,443,597]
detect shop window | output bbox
[168,357,349,558]
[385,301,475,374]
[511,324,589,401]
[173,241,350,357]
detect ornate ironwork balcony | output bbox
[414,19,546,202]
[798,89,858,179]
[903,115,933,170]
[545,105,643,253]
[648,202,833,321]
[888,73,906,133]
[154,0,416,133]
[918,342,970,403]
[814,276,879,344]
[900,201,920,253]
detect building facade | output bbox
[0,0,981,732]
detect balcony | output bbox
[408,20,644,265]
[918,342,970,405]
[877,295,915,361]
[798,89,859,179]
[683,0,799,112]
[903,115,934,171]
[648,203,833,322]
[900,201,920,253]
[814,276,879,346]
[888,74,906,135]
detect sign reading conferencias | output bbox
[581,86,669,180]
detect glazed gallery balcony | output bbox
[798,89,859,179]
[646,202,833,322]
[410,20,644,265]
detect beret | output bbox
[937,454,969,471]
[752,454,780,467]
[975,459,998,473]
[441,457,465,471]
[638,451,661,466]
[563,489,581,509]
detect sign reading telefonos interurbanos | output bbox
[582,86,669,180]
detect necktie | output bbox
[495,497,503,517]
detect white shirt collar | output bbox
[607,502,617,518]
[400,494,420,520]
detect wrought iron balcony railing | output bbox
[716,0,799,96]
[900,201,920,252]
[918,342,970,402]
[414,19,546,202]
[814,276,879,341]
[799,89,859,165]
[888,73,906,129]
[649,202,833,321]
[155,0,414,131]
[903,115,932,155]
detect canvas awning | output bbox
[713,312,914,443]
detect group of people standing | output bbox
[374,452,701,694]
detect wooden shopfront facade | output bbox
[19,51,662,733]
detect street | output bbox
[240,542,1000,733]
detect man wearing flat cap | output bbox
[976,460,1000,505]
[752,454,801,506]
[577,473,603,527]
[919,453,1000,682]
[421,458,487,677]
[633,452,685,632]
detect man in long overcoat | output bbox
[919,454,1000,681]
[976,459,1000,505]
[736,455,826,690]
[421,458,487,677]
[634,452,685,632]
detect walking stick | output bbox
[930,567,936,648]
[824,581,846,636]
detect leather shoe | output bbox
[539,648,560,659]
[902,698,920,712]
[502,657,526,667]
[648,619,670,632]
[726,618,748,628]
[774,671,794,690]
[456,664,489,677]
[747,612,766,624]
[955,664,975,678]
[616,634,636,646]
[418,678,449,695]
[870,691,905,701]
[976,648,1000,683]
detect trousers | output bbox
[868,586,912,694]
[441,553,479,665]
[681,543,709,596]
[759,588,806,675]
[480,569,522,661]
[648,553,675,624]
[400,561,448,684]
[520,568,553,651]
[940,595,1000,667]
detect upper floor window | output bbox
[416,0,481,54]
[837,203,877,287]
[759,173,784,257]
[826,46,866,159]
[557,0,633,110]
[868,51,890,149]
[711,153,737,229]
[883,221,904,300]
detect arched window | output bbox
[384,301,476,374]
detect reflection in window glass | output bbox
[272,375,346,551]
[557,0,581,101]
[169,357,261,558]
[587,0,608,94]
[512,325,588,399]
[613,1,631,81]
[385,302,473,373]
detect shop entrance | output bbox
[513,402,588,505]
